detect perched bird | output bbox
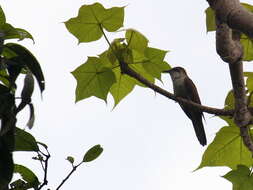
[163,67,207,146]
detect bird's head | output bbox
[163,67,187,80]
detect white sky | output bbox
[2,0,253,189]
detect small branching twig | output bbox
[56,162,83,190]
[38,146,50,190]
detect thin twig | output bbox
[38,148,50,190]
[56,162,83,190]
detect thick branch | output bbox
[208,0,253,38]
[215,19,243,63]
[214,9,253,152]
[119,62,233,116]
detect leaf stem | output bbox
[98,24,120,61]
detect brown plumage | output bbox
[163,67,207,146]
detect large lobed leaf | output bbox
[67,9,170,106]
[65,3,124,43]
[142,48,170,80]
[110,66,136,107]
[125,29,148,53]
[72,57,116,102]
[197,127,253,170]
[223,165,253,190]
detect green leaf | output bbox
[65,3,124,43]
[225,90,234,109]
[2,46,18,59]
[244,72,253,78]
[12,28,34,42]
[99,50,116,66]
[246,75,253,92]
[242,3,253,13]
[83,144,103,162]
[110,67,136,107]
[66,156,75,164]
[219,116,236,127]
[130,61,155,87]
[142,47,170,80]
[223,165,253,190]
[126,29,148,53]
[205,7,215,32]
[0,6,6,26]
[240,34,253,61]
[14,164,40,188]
[72,57,116,102]
[239,3,253,62]
[0,69,9,87]
[5,43,45,93]
[14,127,39,152]
[197,127,253,170]
[0,23,33,41]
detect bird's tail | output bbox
[192,119,207,146]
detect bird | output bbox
[163,67,207,146]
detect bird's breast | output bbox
[172,77,187,97]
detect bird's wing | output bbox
[184,77,201,104]
[179,77,204,119]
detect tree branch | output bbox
[119,61,233,116]
[214,4,253,152]
[207,0,253,38]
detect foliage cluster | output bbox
[1,1,253,190]
[65,2,253,189]
[0,6,103,190]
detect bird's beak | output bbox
[162,69,172,73]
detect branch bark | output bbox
[209,0,253,153]
[208,0,253,38]
[119,61,233,116]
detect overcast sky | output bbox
[2,0,253,189]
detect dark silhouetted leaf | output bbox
[14,127,39,152]
[0,6,6,26]
[0,23,33,41]
[5,43,44,93]
[83,144,103,162]
[14,164,39,188]
[66,156,75,164]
